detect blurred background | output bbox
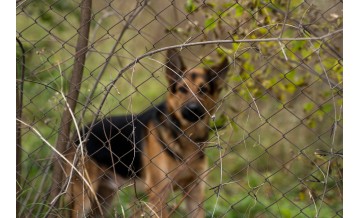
[16,0,342,217]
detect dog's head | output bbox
[165,48,229,124]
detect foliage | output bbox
[175,1,343,217]
[16,0,342,217]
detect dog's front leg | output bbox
[147,178,171,218]
[184,179,206,218]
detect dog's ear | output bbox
[166,49,186,92]
[209,56,229,80]
[207,57,230,92]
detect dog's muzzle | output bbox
[181,102,206,122]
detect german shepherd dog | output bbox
[65,48,229,217]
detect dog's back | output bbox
[84,103,167,178]
[66,49,230,217]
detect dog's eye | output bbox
[178,86,188,94]
[200,86,209,94]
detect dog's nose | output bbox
[181,102,206,122]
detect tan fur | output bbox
[64,149,128,217]
[64,49,229,217]
[142,122,208,217]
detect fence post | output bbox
[16,37,25,215]
[48,0,92,215]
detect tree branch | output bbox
[83,29,343,139]
[48,0,92,216]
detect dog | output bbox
[64,48,229,217]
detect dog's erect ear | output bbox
[207,57,230,92]
[209,57,229,80]
[166,49,186,92]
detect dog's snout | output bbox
[181,102,205,122]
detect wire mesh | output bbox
[16,0,342,217]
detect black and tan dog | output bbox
[65,48,229,217]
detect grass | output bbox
[16,1,342,217]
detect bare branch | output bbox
[49,0,92,216]
[87,29,342,135]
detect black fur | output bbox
[67,48,230,218]
[83,103,167,178]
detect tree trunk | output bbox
[48,0,92,215]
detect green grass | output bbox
[17,1,342,217]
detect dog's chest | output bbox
[172,157,207,188]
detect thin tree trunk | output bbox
[48,0,92,215]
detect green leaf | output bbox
[292,40,306,52]
[204,17,217,31]
[223,2,234,8]
[303,102,314,113]
[337,98,343,107]
[285,83,296,94]
[235,4,244,17]
[315,110,325,121]
[185,0,196,13]
[231,75,243,83]
[286,71,295,81]
[321,103,333,113]
[202,57,215,66]
[306,118,317,128]
[230,119,239,132]
[280,208,292,218]
[216,46,232,56]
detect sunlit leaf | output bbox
[235,5,244,17]
[303,102,314,113]
[321,103,333,113]
[204,17,217,31]
[185,0,196,13]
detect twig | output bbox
[16,119,97,197]
[311,40,339,217]
[16,0,28,8]
[140,201,160,218]
[88,29,342,134]
[279,0,291,39]
[49,0,92,216]
[57,63,104,217]
[278,0,291,61]
[309,191,319,218]
[90,10,115,46]
[208,102,226,217]
[44,62,104,216]
[261,0,342,60]
[78,0,149,148]
[79,0,149,120]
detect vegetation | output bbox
[17,0,342,217]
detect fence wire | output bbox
[16,0,342,217]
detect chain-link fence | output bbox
[16,0,343,217]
